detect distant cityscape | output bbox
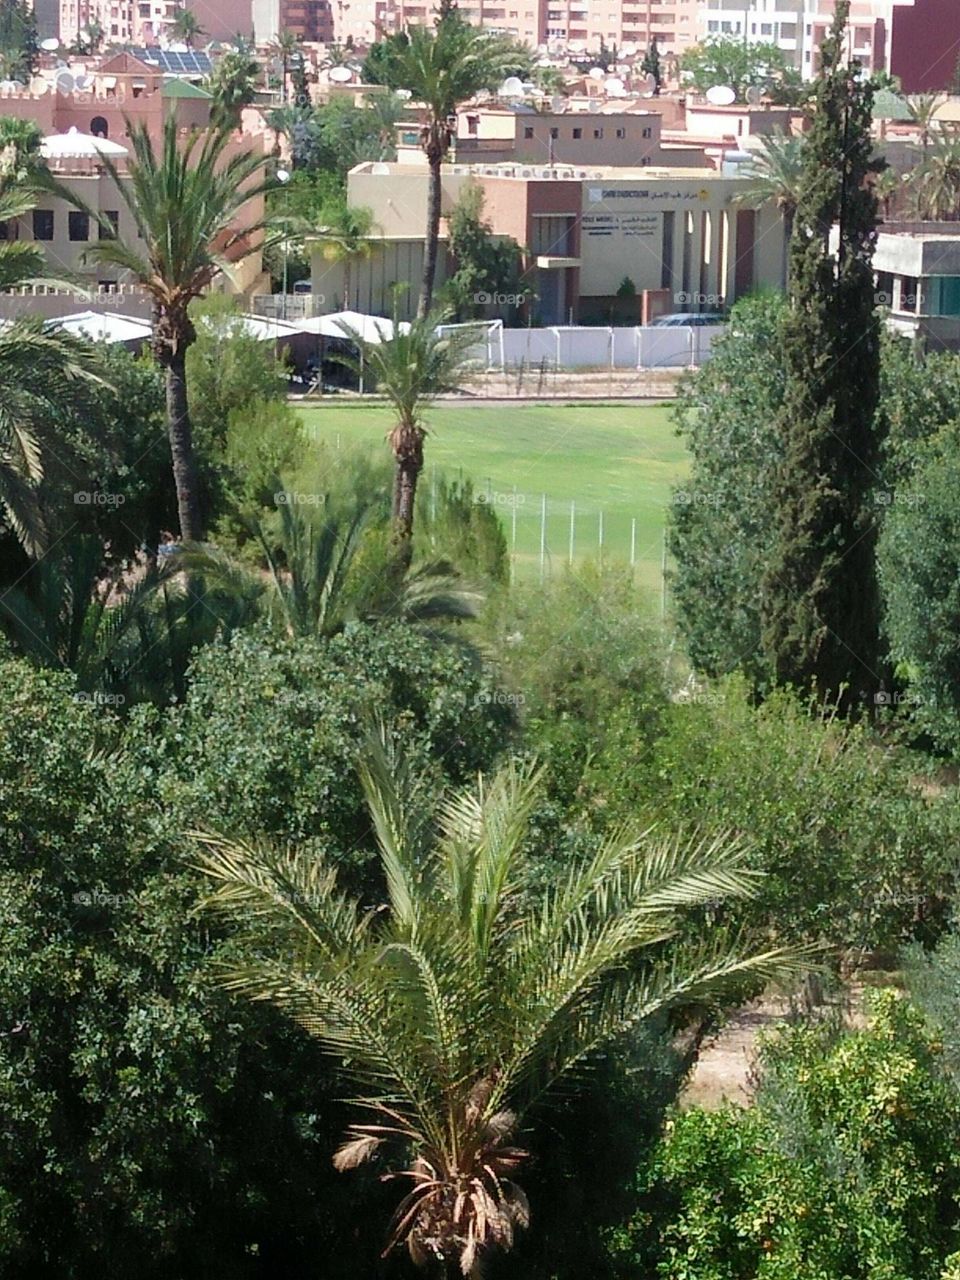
[22,0,960,93]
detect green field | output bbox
[297,401,689,591]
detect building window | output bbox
[69,211,90,241]
[100,210,119,240]
[900,276,920,313]
[593,127,603,139]
[572,127,581,139]
[90,115,108,138]
[0,220,8,240]
[616,127,626,138]
[524,126,534,138]
[549,126,559,139]
[32,209,53,241]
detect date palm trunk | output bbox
[418,149,443,320]
[163,347,204,544]
[391,420,424,571]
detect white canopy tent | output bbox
[46,311,152,348]
[294,311,411,343]
[40,127,128,159]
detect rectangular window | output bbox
[0,220,8,240]
[32,209,53,241]
[69,211,90,242]
[100,210,119,240]
[524,125,534,138]
[616,127,626,138]
[572,127,581,139]
[549,126,559,139]
[642,126,652,138]
[593,127,603,139]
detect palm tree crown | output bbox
[197,730,812,1277]
[909,129,960,221]
[169,6,204,47]
[336,305,477,561]
[0,133,101,555]
[734,129,806,220]
[85,114,272,542]
[374,13,529,316]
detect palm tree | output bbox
[337,305,477,564]
[909,130,960,220]
[733,129,805,286]
[0,141,101,554]
[873,165,901,221]
[197,729,813,1278]
[178,485,480,638]
[207,47,261,131]
[85,114,272,543]
[169,7,204,48]
[268,29,299,101]
[905,92,944,155]
[734,129,805,228]
[373,13,529,317]
[313,199,379,310]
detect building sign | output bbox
[587,187,710,203]
[582,211,660,239]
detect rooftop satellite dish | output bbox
[520,80,536,94]
[499,75,524,97]
[705,84,736,106]
[746,84,762,105]
[55,70,75,92]
[605,76,625,96]
[74,73,89,89]
[641,73,657,94]
[276,167,290,182]
[588,66,605,80]
[395,87,412,99]
[40,36,59,51]
[29,75,48,94]
[567,40,583,53]
[328,65,353,83]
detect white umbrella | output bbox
[41,127,128,159]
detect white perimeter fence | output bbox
[436,320,725,371]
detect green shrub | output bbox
[599,680,960,954]
[0,656,384,1279]
[489,565,667,811]
[136,623,513,893]
[879,421,960,755]
[611,992,960,1280]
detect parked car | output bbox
[651,312,727,328]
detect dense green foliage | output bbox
[680,36,805,104]
[439,181,523,320]
[611,992,960,1280]
[0,625,510,1276]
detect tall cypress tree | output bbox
[761,0,885,710]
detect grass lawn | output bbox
[297,400,689,593]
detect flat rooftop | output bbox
[352,161,741,181]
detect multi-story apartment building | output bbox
[253,0,333,44]
[56,0,248,46]
[332,0,698,55]
[697,0,960,90]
